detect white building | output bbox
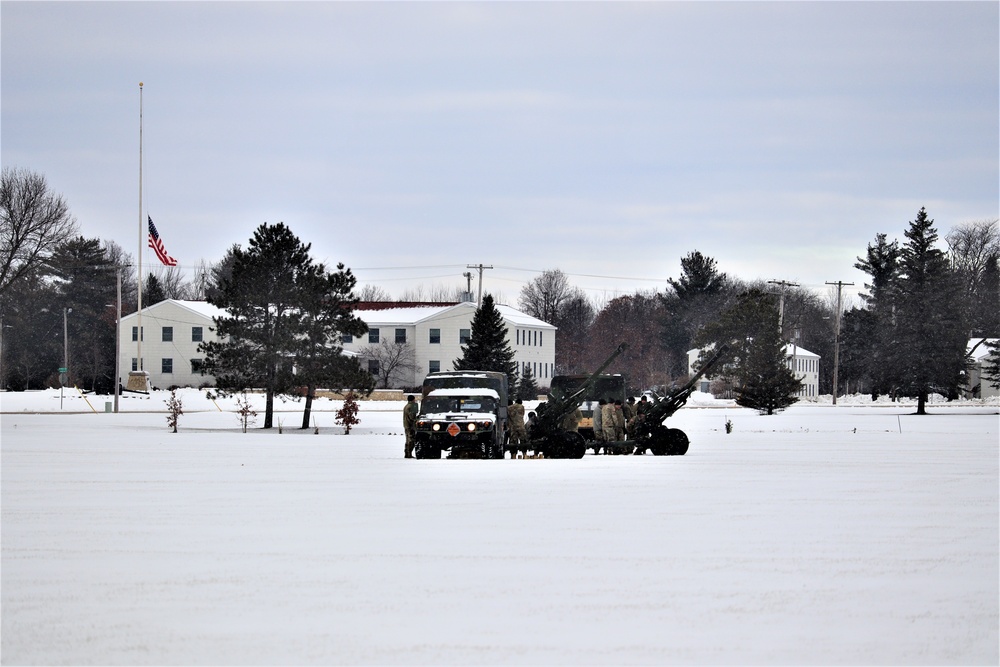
[118,300,226,390]
[687,344,821,398]
[340,302,556,389]
[967,338,999,399]
[117,299,556,391]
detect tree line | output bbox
[3,166,998,416]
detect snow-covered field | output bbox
[2,388,998,665]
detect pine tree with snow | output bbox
[454,294,518,387]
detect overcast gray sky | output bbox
[2,1,997,303]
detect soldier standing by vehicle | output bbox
[403,394,419,458]
[601,399,617,444]
[507,399,527,458]
[613,400,626,441]
[594,398,606,447]
[561,403,583,434]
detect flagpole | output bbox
[137,81,143,364]
[127,81,149,392]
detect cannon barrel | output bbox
[531,342,629,441]
[644,343,730,425]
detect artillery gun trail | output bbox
[527,342,629,459]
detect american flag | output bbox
[147,216,178,267]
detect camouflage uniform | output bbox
[561,406,583,433]
[403,395,420,458]
[593,400,606,442]
[612,400,626,441]
[601,401,617,442]
[507,400,527,456]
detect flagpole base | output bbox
[126,371,151,393]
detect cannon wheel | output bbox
[539,431,586,459]
[647,428,690,456]
[664,428,689,455]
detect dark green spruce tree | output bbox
[659,251,732,377]
[895,208,968,414]
[850,232,902,399]
[454,294,518,387]
[516,363,538,401]
[201,222,314,429]
[695,288,801,415]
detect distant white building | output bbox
[341,302,556,389]
[118,300,226,390]
[117,299,556,391]
[687,343,821,398]
[967,338,999,399]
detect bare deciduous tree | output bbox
[359,339,418,388]
[356,284,393,302]
[0,167,79,296]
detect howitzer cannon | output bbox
[629,343,730,455]
[528,342,629,458]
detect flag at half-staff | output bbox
[147,216,177,266]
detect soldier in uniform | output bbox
[612,400,626,441]
[561,403,583,434]
[507,399,527,458]
[403,394,419,458]
[593,399,606,453]
[601,399,617,444]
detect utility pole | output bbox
[466,264,493,307]
[767,279,799,332]
[825,280,854,405]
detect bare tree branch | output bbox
[0,167,79,296]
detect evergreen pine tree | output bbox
[735,314,802,415]
[895,208,968,414]
[200,222,314,429]
[143,273,166,306]
[454,294,518,387]
[852,232,902,399]
[293,261,372,429]
[695,288,801,414]
[517,363,538,401]
[981,340,1000,391]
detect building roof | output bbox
[120,299,228,321]
[352,302,555,329]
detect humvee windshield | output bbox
[422,395,497,414]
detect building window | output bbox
[131,326,143,341]
[162,358,173,374]
[368,359,379,376]
[395,328,406,344]
[429,328,440,344]
[539,331,543,346]
[429,360,440,373]
[191,359,203,373]
[192,326,203,342]
[162,326,173,342]
[516,329,520,345]
[369,329,379,344]
[459,328,471,345]
[131,358,138,372]
[341,333,353,344]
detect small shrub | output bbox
[725,418,733,434]
[335,391,361,435]
[166,389,183,433]
[235,392,257,433]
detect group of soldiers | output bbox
[592,395,651,443]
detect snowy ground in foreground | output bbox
[2,390,998,665]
